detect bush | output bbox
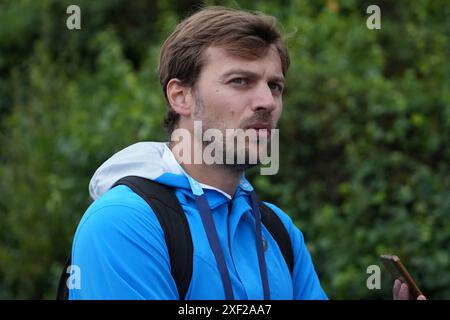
[1,0,449,299]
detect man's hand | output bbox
[393,279,427,300]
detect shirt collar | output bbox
[163,143,253,200]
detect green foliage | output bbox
[1,0,449,299]
[253,0,450,299]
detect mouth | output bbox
[244,123,272,131]
[243,123,273,138]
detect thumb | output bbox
[398,283,410,300]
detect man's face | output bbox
[190,45,284,169]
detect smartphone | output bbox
[379,254,423,299]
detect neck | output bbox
[168,141,242,197]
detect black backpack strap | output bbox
[56,176,193,300]
[112,176,193,300]
[259,202,294,275]
[56,256,72,300]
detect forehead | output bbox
[200,45,283,79]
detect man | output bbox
[69,6,423,300]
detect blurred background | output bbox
[0,0,449,299]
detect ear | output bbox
[166,78,193,117]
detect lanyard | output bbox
[195,190,271,300]
[196,195,235,300]
[249,190,271,300]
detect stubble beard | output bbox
[192,91,271,172]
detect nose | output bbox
[250,82,278,113]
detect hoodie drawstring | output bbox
[196,195,235,300]
[249,190,271,300]
[194,189,271,300]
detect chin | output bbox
[223,162,259,172]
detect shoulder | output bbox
[261,201,305,242]
[70,185,178,299]
[73,185,166,249]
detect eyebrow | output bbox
[220,69,284,84]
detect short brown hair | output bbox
[158,6,290,134]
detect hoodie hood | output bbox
[89,142,251,201]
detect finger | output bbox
[393,279,401,300]
[399,283,410,300]
[417,295,427,300]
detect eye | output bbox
[229,78,248,86]
[268,82,283,93]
